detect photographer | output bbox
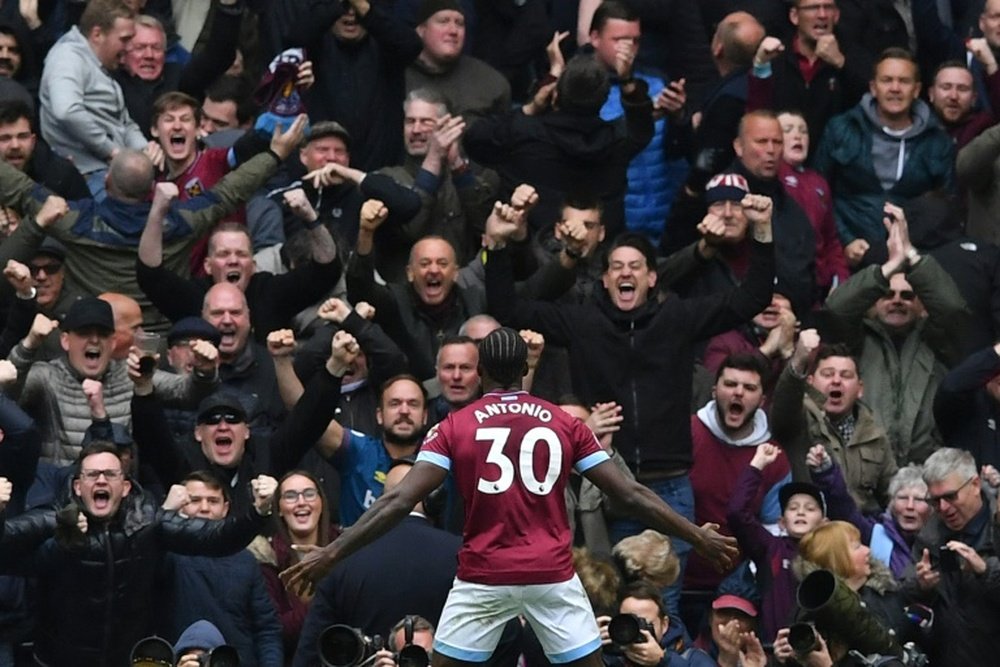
[372,616,435,667]
[598,580,722,667]
[900,447,1000,666]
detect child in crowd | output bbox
[727,443,828,647]
[776,110,851,291]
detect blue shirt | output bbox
[331,430,393,526]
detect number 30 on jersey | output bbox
[475,426,562,496]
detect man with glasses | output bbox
[823,203,968,466]
[902,447,1000,666]
[0,442,276,666]
[161,470,283,667]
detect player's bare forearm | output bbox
[622,480,704,546]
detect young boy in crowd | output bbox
[727,443,828,647]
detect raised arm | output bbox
[160,475,275,555]
[267,325,359,473]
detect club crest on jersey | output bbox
[184,178,204,197]
[423,423,441,443]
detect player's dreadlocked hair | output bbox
[478,327,528,388]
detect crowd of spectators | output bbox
[3,0,1000,664]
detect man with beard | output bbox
[0,21,40,100]
[316,374,429,526]
[0,100,88,201]
[686,353,790,593]
[927,62,993,149]
[771,329,897,515]
[822,203,968,467]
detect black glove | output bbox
[54,503,87,550]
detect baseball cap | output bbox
[195,391,248,425]
[167,317,222,348]
[35,237,67,262]
[62,297,114,334]
[705,172,750,205]
[712,594,758,618]
[779,481,827,516]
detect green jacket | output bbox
[0,151,281,330]
[771,363,897,515]
[823,257,969,465]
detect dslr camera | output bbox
[319,625,384,667]
[605,613,655,655]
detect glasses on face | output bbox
[882,289,915,301]
[80,468,123,481]
[281,488,320,503]
[29,261,62,277]
[926,476,975,507]
[200,411,244,426]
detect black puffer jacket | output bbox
[0,490,265,667]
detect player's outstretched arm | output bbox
[584,461,739,571]
[279,461,447,595]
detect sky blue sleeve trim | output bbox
[433,641,493,662]
[226,147,237,168]
[417,450,451,471]
[752,61,773,79]
[574,451,611,474]
[547,637,603,664]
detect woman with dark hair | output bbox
[250,469,338,661]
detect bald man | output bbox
[99,292,143,359]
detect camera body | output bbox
[607,613,655,649]
[788,623,820,661]
[319,625,384,667]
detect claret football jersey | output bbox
[418,390,609,585]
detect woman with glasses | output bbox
[250,470,338,662]
[806,444,931,579]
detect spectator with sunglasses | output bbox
[130,326,361,516]
[822,203,969,467]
